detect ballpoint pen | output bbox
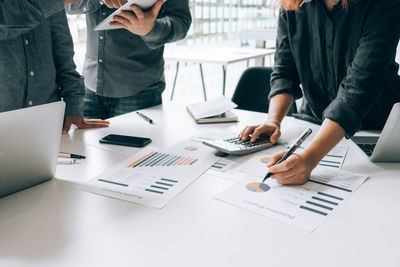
[136,111,154,124]
[58,152,86,159]
[261,128,313,183]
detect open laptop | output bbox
[352,103,400,162]
[0,101,65,198]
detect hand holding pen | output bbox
[262,128,313,185]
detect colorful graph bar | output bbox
[128,152,198,168]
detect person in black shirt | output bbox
[239,0,400,185]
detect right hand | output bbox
[102,0,127,9]
[238,121,281,144]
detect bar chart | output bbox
[127,151,198,168]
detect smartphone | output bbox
[99,134,152,147]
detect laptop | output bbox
[0,101,65,198]
[352,103,400,162]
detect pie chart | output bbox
[246,182,270,193]
[260,157,271,164]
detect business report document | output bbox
[215,167,368,232]
[81,143,218,208]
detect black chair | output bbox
[231,67,297,115]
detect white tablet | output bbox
[94,0,159,31]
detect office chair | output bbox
[231,67,297,115]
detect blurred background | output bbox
[67,0,400,105]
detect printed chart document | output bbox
[239,143,349,177]
[298,143,349,169]
[81,144,218,208]
[215,167,368,232]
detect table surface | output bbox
[164,47,275,65]
[1,103,399,267]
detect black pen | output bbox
[261,128,313,183]
[136,111,154,124]
[58,152,86,159]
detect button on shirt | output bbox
[0,9,85,117]
[66,0,191,98]
[270,0,400,138]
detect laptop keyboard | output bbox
[357,143,376,157]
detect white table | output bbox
[164,47,275,100]
[1,103,400,267]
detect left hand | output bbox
[110,0,164,36]
[62,117,110,135]
[266,152,313,185]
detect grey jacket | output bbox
[66,0,191,98]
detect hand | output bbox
[110,0,164,36]
[102,0,127,9]
[266,152,313,185]
[64,0,78,3]
[62,117,110,135]
[238,121,281,143]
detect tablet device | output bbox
[94,0,159,31]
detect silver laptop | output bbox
[0,101,65,198]
[352,103,400,162]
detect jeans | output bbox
[84,82,165,119]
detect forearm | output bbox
[267,93,294,124]
[302,119,345,169]
[50,10,84,117]
[141,0,191,49]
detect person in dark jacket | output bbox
[0,0,109,133]
[239,0,400,185]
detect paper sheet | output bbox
[298,143,349,169]
[239,143,349,177]
[80,143,218,208]
[215,167,368,232]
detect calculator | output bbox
[202,136,274,155]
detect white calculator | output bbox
[202,136,274,155]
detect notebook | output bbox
[186,96,238,124]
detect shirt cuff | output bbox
[323,98,361,139]
[269,80,303,100]
[64,96,84,117]
[141,20,161,43]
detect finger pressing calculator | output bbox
[202,136,273,155]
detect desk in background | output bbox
[164,47,275,101]
[0,103,399,267]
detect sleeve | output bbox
[50,10,85,117]
[0,0,65,40]
[141,0,192,49]
[323,0,400,138]
[269,9,303,101]
[65,0,102,14]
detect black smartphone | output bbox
[99,134,152,147]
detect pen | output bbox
[58,152,86,159]
[261,128,313,183]
[136,111,154,124]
